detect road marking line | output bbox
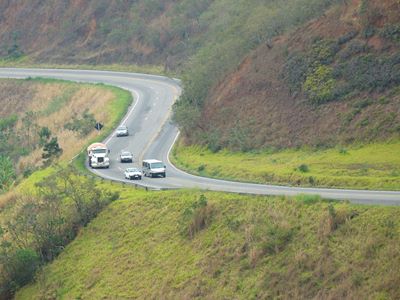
[104,89,140,145]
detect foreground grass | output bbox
[16,188,400,299]
[171,141,400,190]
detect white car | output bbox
[116,125,129,137]
[120,150,133,163]
[124,167,142,180]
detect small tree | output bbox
[38,127,52,147]
[0,156,16,192]
[42,137,62,165]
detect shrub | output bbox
[380,24,400,43]
[303,65,336,104]
[64,110,97,137]
[282,52,309,93]
[335,54,400,94]
[180,194,213,239]
[298,164,309,173]
[261,224,295,255]
[0,247,40,294]
[339,40,369,60]
[337,31,359,45]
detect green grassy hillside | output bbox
[171,141,400,190]
[16,189,400,299]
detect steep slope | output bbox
[0,0,211,68]
[16,190,400,299]
[187,0,400,150]
[0,79,119,173]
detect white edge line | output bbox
[104,89,140,145]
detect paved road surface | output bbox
[1,68,399,205]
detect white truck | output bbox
[87,143,110,168]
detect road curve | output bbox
[0,68,399,205]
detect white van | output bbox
[142,159,166,178]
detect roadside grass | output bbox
[0,56,168,77]
[15,188,400,299]
[171,140,400,190]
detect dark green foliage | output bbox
[298,164,309,173]
[0,246,39,295]
[337,31,359,45]
[64,110,97,137]
[283,52,309,93]
[0,167,119,297]
[0,155,16,192]
[0,115,18,132]
[38,127,51,146]
[353,98,373,110]
[380,24,400,43]
[335,54,400,92]
[339,40,369,60]
[4,32,24,60]
[42,137,62,165]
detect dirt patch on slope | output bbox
[198,0,400,150]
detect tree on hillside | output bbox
[0,156,16,192]
[42,137,62,165]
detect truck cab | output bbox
[87,143,110,168]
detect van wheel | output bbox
[163,173,166,178]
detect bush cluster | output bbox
[64,110,97,137]
[0,167,119,297]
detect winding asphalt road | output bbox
[0,68,399,205]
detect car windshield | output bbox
[118,126,127,131]
[126,168,138,172]
[92,149,107,154]
[151,162,164,168]
[121,152,131,156]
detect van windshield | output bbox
[151,162,164,169]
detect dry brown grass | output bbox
[1,79,115,167]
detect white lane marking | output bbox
[104,89,140,145]
[166,131,181,173]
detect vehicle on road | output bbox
[120,150,133,163]
[124,167,142,180]
[142,159,166,178]
[87,143,110,168]
[116,125,129,137]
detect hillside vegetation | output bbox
[16,189,400,299]
[0,78,131,194]
[171,0,400,190]
[0,79,132,298]
[176,0,400,150]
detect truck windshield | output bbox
[92,149,107,154]
[151,162,164,169]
